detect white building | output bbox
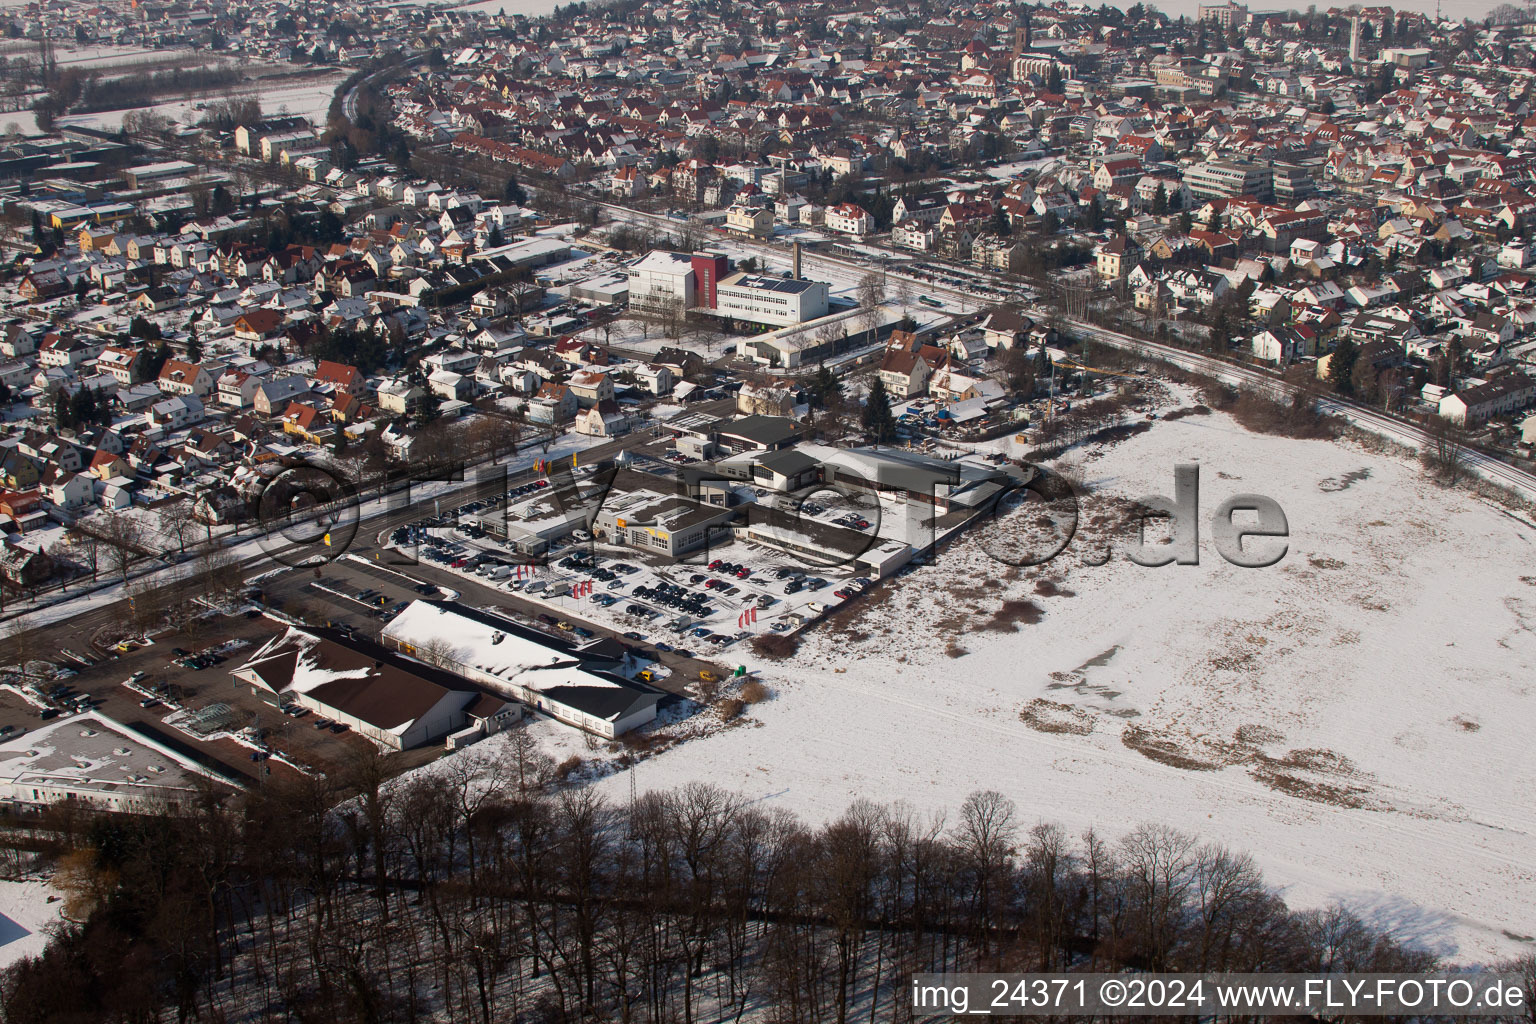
[1438,373,1536,426]
[382,602,660,738]
[825,203,875,236]
[0,713,234,814]
[713,273,830,327]
[625,250,696,313]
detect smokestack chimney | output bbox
[792,240,802,280]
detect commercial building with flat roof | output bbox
[0,713,237,814]
[625,250,696,313]
[712,272,829,327]
[592,489,737,557]
[122,160,198,189]
[1185,158,1272,202]
[382,602,660,738]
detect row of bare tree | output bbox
[5,740,1518,1024]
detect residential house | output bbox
[1438,373,1536,426]
[878,347,933,398]
[157,360,213,397]
[528,382,577,424]
[825,203,875,236]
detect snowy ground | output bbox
[0,880,65,970]
[57,70,344,131]
[590,404,1536,965]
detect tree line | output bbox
[4,746,1526,1024]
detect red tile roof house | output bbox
[313,360,365,394]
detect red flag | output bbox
[750,606,758,625]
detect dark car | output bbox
[538,613,558,625]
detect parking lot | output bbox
[387,492,872,659]
[0,611,399,784]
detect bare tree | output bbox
[90,514,148,583]
[191,547,242,606]
[414,635,466,669]
[857,272,885,340]
[160,499,199,556]
[1420,414,1469,487]
[65,528,101,582]
[816,321,845,362]
[1119,823,1198,970]
[893,276,914,318]
[954,790,1018,957]
[466,414,522,462]
[661,296,686,340]
[0,616,39,681]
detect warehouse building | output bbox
[382,602,661,738]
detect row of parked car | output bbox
[634,581,713,617]
[31,679,101,719]
[170,647,222,671]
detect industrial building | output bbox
[625,250,699,312]
[741,306,906,368]
[626,248,830,327]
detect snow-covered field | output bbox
[57,71,344,132]
[422,0,563,17]
[592,406,1536,964]
[0,880,64,970]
